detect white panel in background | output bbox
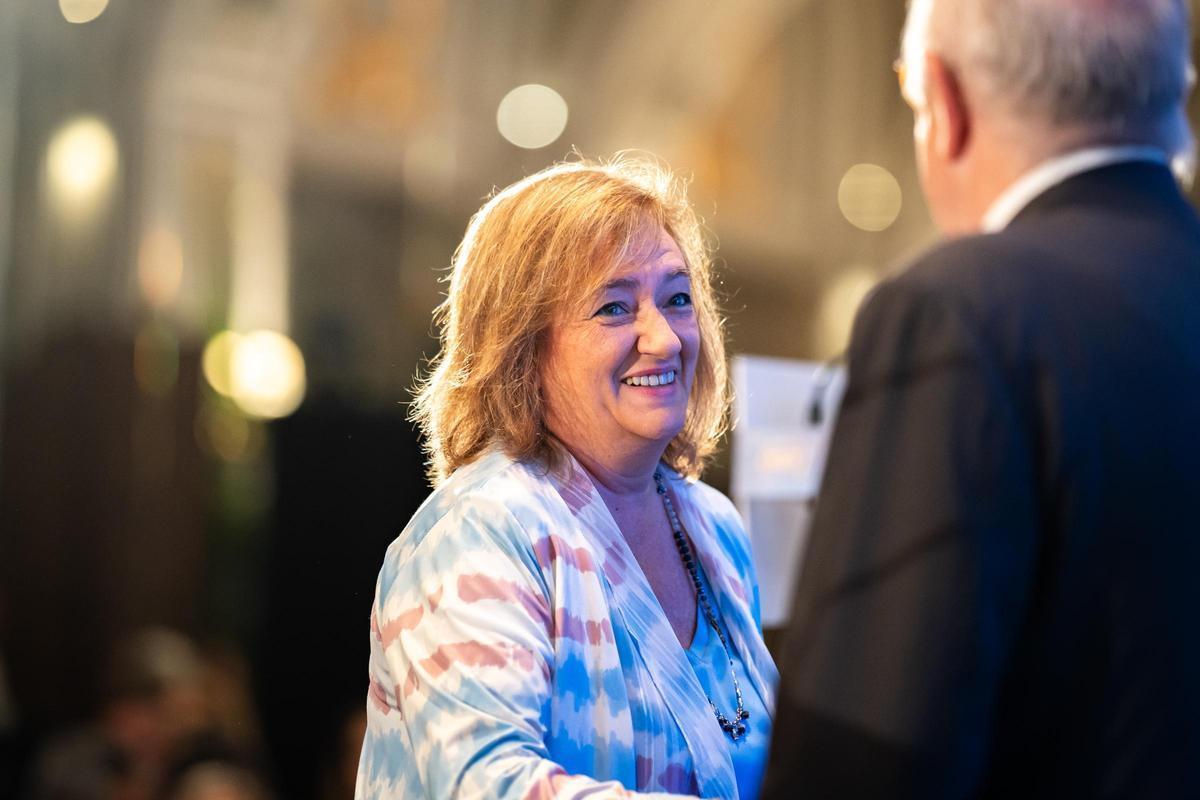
[731,355,846,628]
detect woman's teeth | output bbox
[623,370,676,387]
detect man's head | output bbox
[900,0,1194,234]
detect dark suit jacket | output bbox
[763,161,1200,799]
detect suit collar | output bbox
[1008,157,1187,229]
[983,146,1168,233]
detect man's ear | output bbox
[925,52,970,161]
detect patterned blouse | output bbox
[355,449,778,799]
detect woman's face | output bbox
[541,226,700,468]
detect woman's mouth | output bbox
[621,369,677,387]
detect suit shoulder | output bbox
[868,231,1090,344]
[895,233,1054,300]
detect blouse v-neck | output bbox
[684,560,773,800]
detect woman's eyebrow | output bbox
[602,277,638,291]
[600,268,690,292]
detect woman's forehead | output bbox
[605,226,687,278]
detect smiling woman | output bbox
[541,227,700,481]
[356,156,778,800]
[411,157,727,486]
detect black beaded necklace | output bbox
[654,470,749,741]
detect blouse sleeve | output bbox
[356,492,683,800]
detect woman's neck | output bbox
[569,446,670,546]
[566,443,663,501]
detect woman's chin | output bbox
[628,419,686,449]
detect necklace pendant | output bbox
[716,714,747,741]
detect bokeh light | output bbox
[228,330,306,419]
[229,175,289,335]
[137,226,184,309]
[837,163,903,232]
[59,0,109,24]
[195,400,265,464]
[496,84,569,149]
[46,115,119,213]
[202,331,243,398]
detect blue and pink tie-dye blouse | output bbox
[355,449,778,799]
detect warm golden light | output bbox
[496,84,569,149]
[59,0,109,24]
[195,401,265,464]
[137,226,184,309]
[838,164,903,232]
[229,330,306,419]
[46,116,118,212]
[229,175,289,334]
[202,331,243,398]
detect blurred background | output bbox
[0,1,1197,798]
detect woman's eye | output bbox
[593,301,628,318]
[667,292,692,308]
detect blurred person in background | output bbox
[160,722,272,800]
[27,628,207,800]
[355,157,778,799]
[191,644,265,777]
[764,0,1200,797]
[26,629,269,800]
[164,762,271,800]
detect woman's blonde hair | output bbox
[411,154,728,485]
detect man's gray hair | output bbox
[908,0,1192,133]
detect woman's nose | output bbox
[637,308,682,357]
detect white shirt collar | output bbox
[981,145,1168,233]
